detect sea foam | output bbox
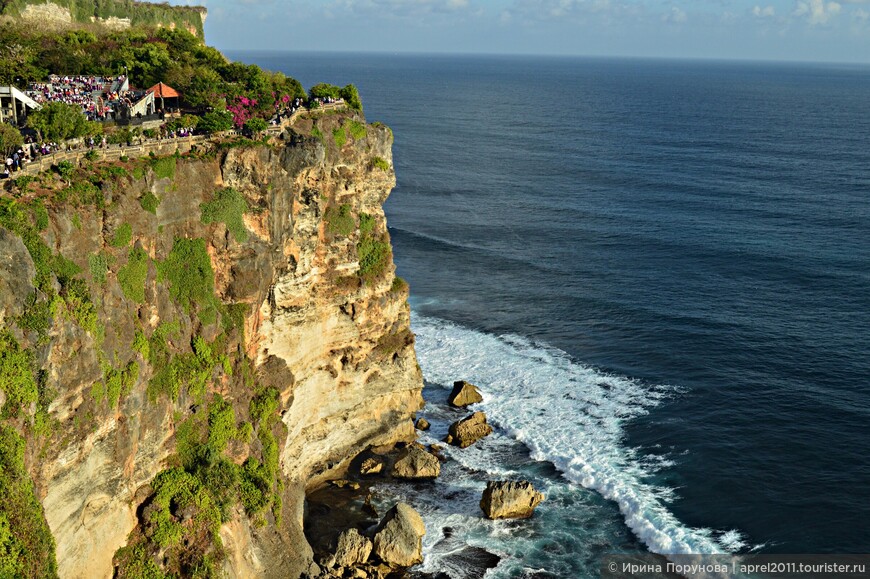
[411,313,746,559]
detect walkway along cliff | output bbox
[0,108,424,578]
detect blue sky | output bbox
[172,0,870,63]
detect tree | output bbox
[0,123,23,156]
[340,84,362,111]
[309,83,341,100]
[243,118,268,137]
[26,102,90,142]
[197,110,233,134]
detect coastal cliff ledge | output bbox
[0,111,423,578]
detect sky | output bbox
[168,0,870,63]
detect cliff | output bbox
[0,111,423,578]
[0,0,207,37]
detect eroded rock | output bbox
[448,380,483,408]
[391,445,440,480]
[372,503,425,567]
[334,528,373,567]
[479,481,544,520]
[445,412,492,448]
[415,417,430,431]
[360,457,384,476]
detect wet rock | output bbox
[415,417,430,431]
[360,457,384,476]
[445,412,492,448]
[480,481,544,520]
[372,503,426,567]
[448,380,483,408]
[334,528,373,567]
[332,479,361,490]
[391,445,440,480]
[428,444,447,462]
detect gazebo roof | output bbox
[146,82,180,99]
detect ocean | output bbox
[231,52,870,577]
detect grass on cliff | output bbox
[370,156,390,172]
[0,424,58,579]
[0,331,38,420]
[110,222,133,248]
[200,187,249,243]
[149,156,176,181]
[157,237,219,325]
[139,192,160,214]
[357,212,391,282]
[324,203,355,238]
[118,246,149,304]
[115,388,285,577]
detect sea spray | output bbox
[399,313,748,575]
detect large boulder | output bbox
[334,528,373,567]
[448,380,483,408]
[415,417,431,431]
[372,503,426,567]
[391,445,441,480]
[445,412,492,448]
[479,481,544,520]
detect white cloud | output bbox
[794,0,842,24]
[752,5,776,17]
[662,6,687,23]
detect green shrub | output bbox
[332,126,346,148]
[243,118,268,135]
[31,201,49,231]
[0,331,38,419]
[347,120,366,140]
[139,191,160,214]
[88,253,108,285]
[96,360,139,409]
[370,156,389,171]
[111,222,132,248]
[324,203,354,238]
[340,84,362,111]
[133,330,150,360]
[150,156,176,180]
[207,396,236,455]
[84,149,98,162]
[197,110,233,134]
[157,238,219,324]
[358,234,391,281]
[118,247,149,304]
[58,278,97,334]
[200,188,249,243]
[0,425,58,578]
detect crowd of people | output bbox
[2,146,31,177]
[25,75,130,120]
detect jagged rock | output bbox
[448,380,484,407]
[352,569,368,578]
[428,444,446,463]
[372,503,426,567]
[332,479,361,490]
[479,481,544,520]
[391,446,440,480]
[445,412,492,448]
[360,457,384,476]
[415,418,430,431]
[334,528,373,567]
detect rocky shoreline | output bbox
[303,381,544,579]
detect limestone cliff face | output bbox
[0,112,422,578]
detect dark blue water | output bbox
[233,52,870,572]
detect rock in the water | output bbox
[391,445,441,480]
[331,479,361,490]
[447,380,483,408]
[334,528,373,567]
[360,457,384,476]
[445,412,492,448]
[372,503,426,567]
[415,417,431,431]
[479,481,544,520]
